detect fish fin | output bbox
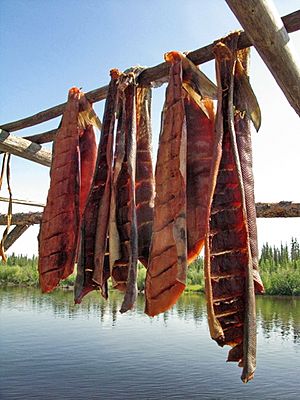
[78,107,102,131]
[234,59,261,131]
[165,51,217,99]
[195,67,217,99]
[182,83,211,119]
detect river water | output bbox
[0,288,299,400]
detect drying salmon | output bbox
[145,54,188,317]
[204,32,261,383]
[109,71,139,313]
[75,70,120,303]
[170,52,216,263]
[145,52,216,317]
[135,86,154,268]
[79,125,97,219]
[38,88,98,292]
[234,49,264,294]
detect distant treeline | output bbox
[6,254,38,268]
[259,237,300,295]
[260,237,300,267]
[1,238,300,295]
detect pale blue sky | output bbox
[0,0,299,255]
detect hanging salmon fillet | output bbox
[79,125,97,219]
[204,32,262,383]
[145,52,216,317]
[234,49,264,294]
[168,52,216,263]
[38,88,98,292]
[144,54,188,317]
[109,71,139,313]
[135,86,154,268]
[109,101,127,292]
[75,70,120,303]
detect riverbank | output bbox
[0,261,299,295]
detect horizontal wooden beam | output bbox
[0,129,52,167]
[0,196,45,208]
[24,129,57,145]
[226,1,300,117]
[255,202,300,218]
[0,212,43,225]
[1,10,299,134]
[0,86,108,134]
[0,202,299,226]
[4,224,30,251]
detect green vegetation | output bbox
[0,253,75,288]
[1,238,299,296]
[259,238,300,295]
[186,257,204,293]
[136,257,204,293]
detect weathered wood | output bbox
[0,129,52,167]
[256,202,300,218]
[24,129,57,144]
[0,197,45,208]
[0,212,42,225]
[3,224,30,251]
[0,86,109,133]
[0,202,299,227]
[226,1,300,117]
[1,10,299,134]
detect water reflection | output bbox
[1,287,299,342]
[256,295,300,344]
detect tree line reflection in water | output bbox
[1,287,299,343]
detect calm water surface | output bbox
[0,288,299,400]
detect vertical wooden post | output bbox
[226,0,300,117]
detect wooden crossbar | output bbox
[0,10,299,135]
[0,202,299,226]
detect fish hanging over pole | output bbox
[38,87,98,293]
[204,31,262,383]
[75,71,120,302]
[145,51,216,317]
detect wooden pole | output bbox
[255,202,300,218]
[3,225,30,251]
[24,129,57,145]
[1,10,299,134]
[0,197,45,208]
[0,202,299,226]
[0,212,43,225]
[226,1,300,117]
[0,129,52,167]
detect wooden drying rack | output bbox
[0,1,299,252]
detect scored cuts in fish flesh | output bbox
[135,86,154,268]
[204,32,263,383]
[38,87,98,293]
[145,51,216,317]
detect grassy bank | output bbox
[1,238,300,296]
[258,239,300,295]
[0,255,75,289]
[0,256,204,292]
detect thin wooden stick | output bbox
[3,224,30,251]
[1,10,299,133]
[226,1,300,117]
[0,196,45,208]
[0,129,52,167]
